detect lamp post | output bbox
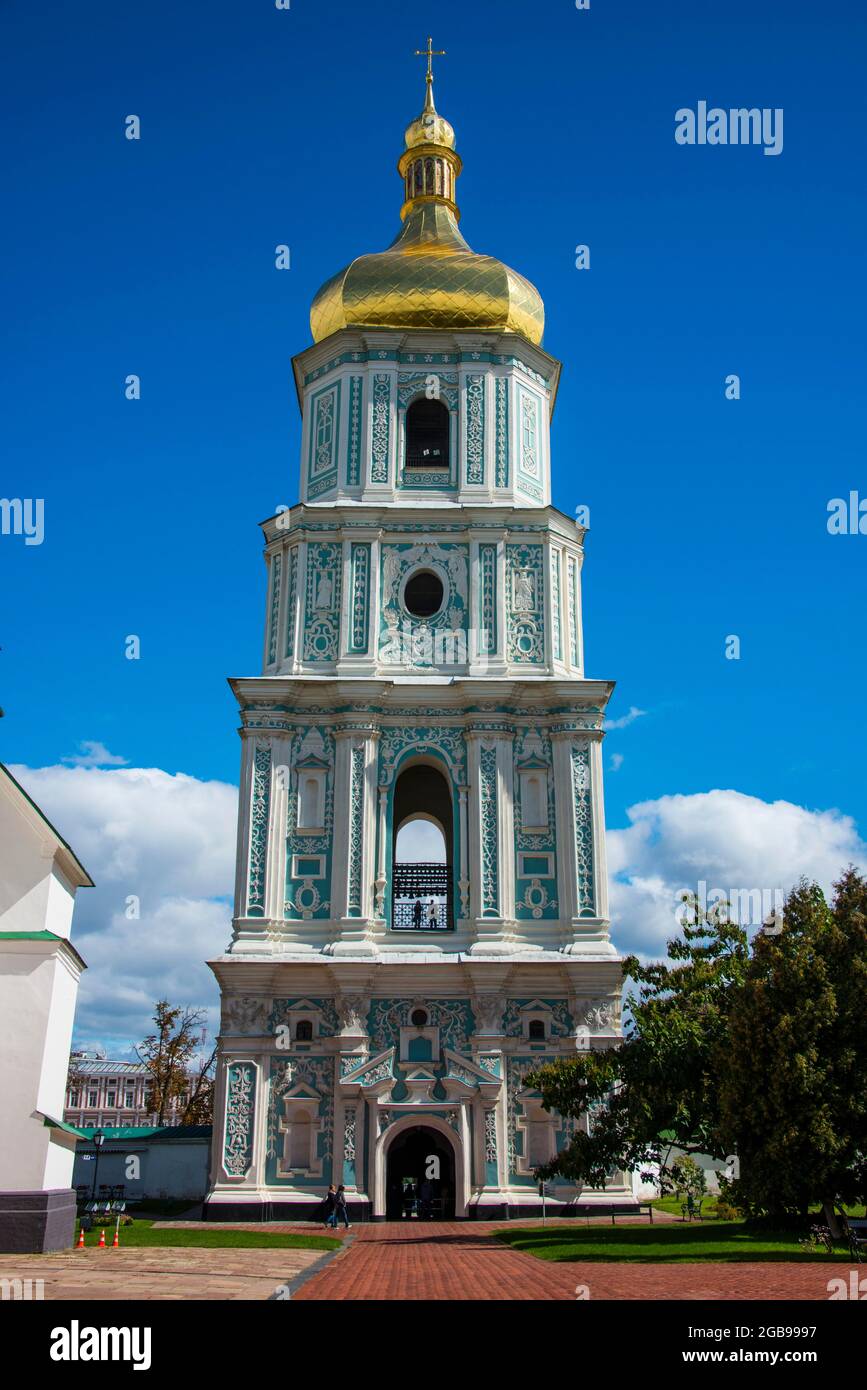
[90,1128,105,1202]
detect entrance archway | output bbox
[384,1123,457,1220]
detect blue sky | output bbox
[2,1,866,1050]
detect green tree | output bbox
[135,1001,216,1125]
[524,909,750,1189]
[663,1153,707,1201]
[719,870,867,1235]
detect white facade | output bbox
[0,763,92,1250]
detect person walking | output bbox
[322,1183,338,1230]
[335,1184,351,1230]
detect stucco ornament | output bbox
[222,996,269,1035]
[471,995,503,1033]
[337,994,370,1034]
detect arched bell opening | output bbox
[390,762,455,931]
[405,396,450,471]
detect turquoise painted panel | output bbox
[571,742,596,916]
[267,552,282,666]
[284,546,299,660]
[479,744,499,916]
[348,543,371,653]
[284,728,334,920]
[223,1063,256,1177]
[378,542,469,669]
[346,376,363,487]
[479,543,497,656]
[368,999,476,1055]
[494,376,509,487]
[550,548,563,661]
[465,374,486,485]
[370,373,391,484]
[342,1104,357,1188]
[514,729,558,920]
[346,745,365,917]
[302,542,342,664]
[265,1056,334,1188]
[516,386,543,501]
[506,543,545,664]
[247,744,270,917]
[307,381,341,500]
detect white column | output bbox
[374,784,388,921]
[330,727,381,955]
[457,784,470,922]
[234,734,256,920]
[497,734,516,922]
[552,729,615,955]
[468,537,480,666]
[466,729,518,954]
[466,734,483,922]
[329,734,353,920]
[266,732,293,922]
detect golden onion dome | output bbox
[309,49,545,347]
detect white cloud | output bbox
[608,789,867,960]
[11,762,866,1055]
[609,753,624,772]
[396,819,447,862]
[605,705,647,731]
[62,740,129,768]
[9,763,237,1055]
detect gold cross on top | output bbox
[414,36,446,83]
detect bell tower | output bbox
[206,46,634,1222]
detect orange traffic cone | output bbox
[112,1229,119,1248]
[76,1228,85,1249]
[98,1229,106,1248]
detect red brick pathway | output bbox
[291,1221,855,1301]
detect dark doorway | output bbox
[385,1125,456,1220]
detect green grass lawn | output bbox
[76,1219,340,1252]
[495,1221,853,1263]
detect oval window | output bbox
[403,570,444,619]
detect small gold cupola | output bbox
[399,38,462,221]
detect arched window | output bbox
[295,1019,313,1041]
[405,397,449,470]
[528,1019,546,1041]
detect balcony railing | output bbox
[405,446,449,470]
[392,862,453,931]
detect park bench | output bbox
[681,1193,704,1221]
[573,1202,654,1225]
[843,1216,867,1263]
